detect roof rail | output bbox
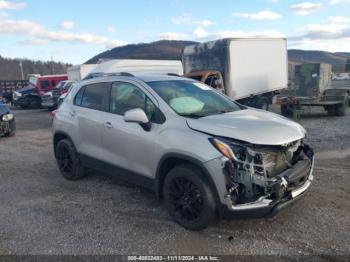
[82,72,135,81]
[167,73,181,77]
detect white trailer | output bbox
[67,64,98,81]
[183,38,288,110]
[89,59,183,76]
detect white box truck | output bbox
[87,59,183,77]
[67,64,99,81]
[182,38,288,110]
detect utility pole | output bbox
[51,56,55,75]
[19,60,24,80]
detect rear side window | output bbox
[74,83,110,111]
[74,86,85,105]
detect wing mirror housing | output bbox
[124,108,151,131]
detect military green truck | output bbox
[278,63,350,118]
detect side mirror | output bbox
[124,108,151,131]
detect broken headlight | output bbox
[209,138,246,161]
[2,113,14,121]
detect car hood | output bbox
[186,109,306,145]
[0,104,10,116]
[17,86,35,94]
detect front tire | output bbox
[163,164,216,230]
[55,139,86,180]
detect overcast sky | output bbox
[0,0,350,64]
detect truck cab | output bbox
[185,70,225,93]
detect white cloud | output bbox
[289,16,350,52]
[0,11,8,18]
[328,16,350,23]
[0,19,44,34]
[198,19,215,27]
[172,13,215,27]
[61,20,74,30]
[233,10,282,20]
[329,0,350,4]
[107,26,116,33]
[193,27,210,39]
[0,18,127,48]
[19,37,48,45]
[289,2,323,16]
[216,30,285,38]
[0,0,26,10]
[159,32,188,40]
[290,38,350,52]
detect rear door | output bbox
[101,80,160,178]
[72,82,110,161]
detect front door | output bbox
[101,81,159,178]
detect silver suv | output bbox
[52,74,314,230]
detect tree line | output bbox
[0,55,72,80]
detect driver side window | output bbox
[110,82,157,121]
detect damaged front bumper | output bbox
[223,156,314,214]
[204,141,315,218]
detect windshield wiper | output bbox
[179,112,207,119]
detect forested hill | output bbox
[0,56,71,80]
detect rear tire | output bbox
[29,97,41,109]
[256,97,270,111]
[281,104,293,117]
[55,139,86,180]
[335,94,349,116]
[163,164,216,231]
[326,105,336,116]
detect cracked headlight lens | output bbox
[2,113,14,121]
[209,138,246,161]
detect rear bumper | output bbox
[41,98,56,108]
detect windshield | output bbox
[147,80,240,118]
[29,77,37,87]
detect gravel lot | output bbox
[0,102,349,257]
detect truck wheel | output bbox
[55,139,86,180]
[20,98,30,109]
[281,104,293,117]
[29,97,41,109]
[163,164,216,231]
[325,105,336,116]
[335,94,349,116]
[256,97,270,111]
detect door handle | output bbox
[69,111,76,117]
[103,122,113,129]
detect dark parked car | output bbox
[0,103,15,137]
[41,81,74,110]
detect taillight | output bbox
[50,110,57,120]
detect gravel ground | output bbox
[0,104,349,257]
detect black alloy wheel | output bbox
[168,177,204,222]
[55,139,85,180]
[164,164,216,230]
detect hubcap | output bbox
[168,177,203,222]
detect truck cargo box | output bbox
[89,59,184,76]
[183,38,288,100]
